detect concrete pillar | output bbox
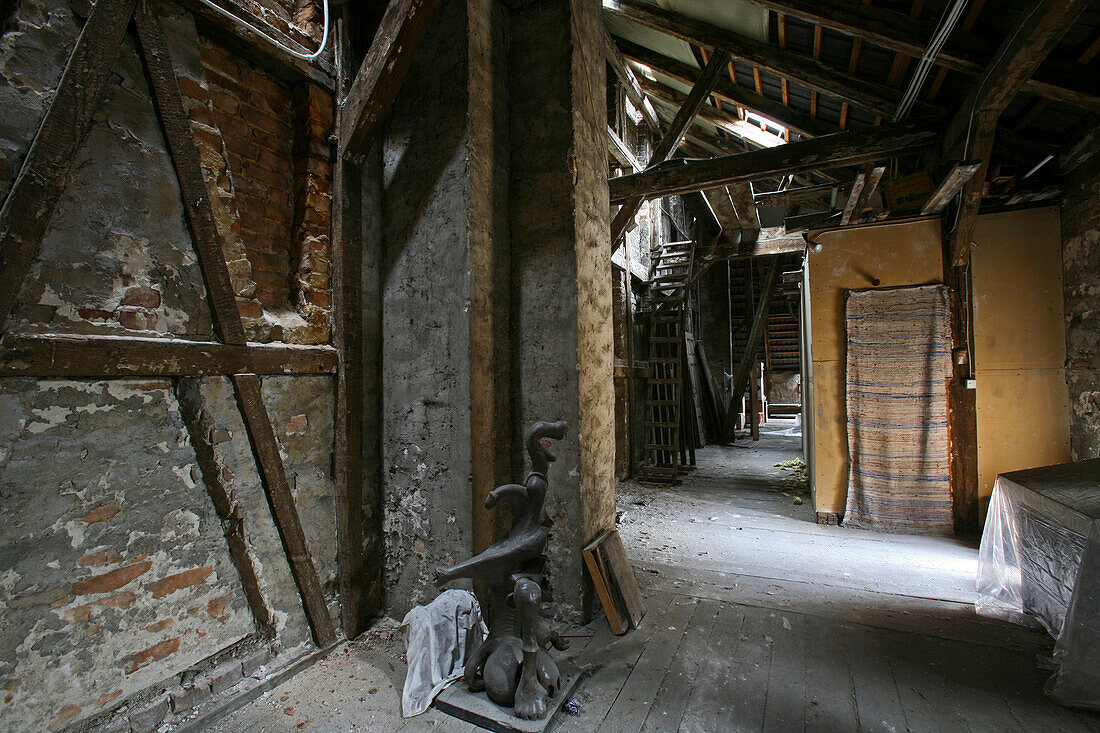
[369,0,613,620]
[508,0,615,619]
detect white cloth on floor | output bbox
[400,588,488,717]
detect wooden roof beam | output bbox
[944,0,1092,265]
[604,24,663,134]
[603,0,906,119]
[740,0,1100,113]
[611,49,733,244]
[616,38,836,138]
[609,122,938,204]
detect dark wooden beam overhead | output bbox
[340,0,443,159]
[944,0,1092,265]
[612,49,732,244]
[0,334,338,377]
[617,39,836,138]
[921,160,982,215]
[0,0,137,336]
[609,123,938,204]
[739,0,1100,113]
[640,78,762,148]
[603,0,905,119]
[604,24,663,133]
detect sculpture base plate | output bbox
[433,660,585,733]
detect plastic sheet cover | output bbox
[400,589,487,717]
[976,459,1100,709]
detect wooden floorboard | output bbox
[762,609,806,732]
[717,605,774,732]
[803,614,859,733]
[598,595,697,732]
[680,601,746,732]
[639,597,721,733]
[843,623,908,732]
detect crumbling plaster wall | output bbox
[1062,152,1100,460]
[377,0,475,617]
[1,1,337,730]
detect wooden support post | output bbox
[331,11,370,637]
[135,6,337,648]
[0,0,138,334]
[722,258,781,443]
[611,49,732,245]
[921,160,983,216]
[840,172,866,226]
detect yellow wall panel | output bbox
[810,359,849,513]
[974,368,1071,505]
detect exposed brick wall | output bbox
[201,39,295,312]
[175,34,333,345]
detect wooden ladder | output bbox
[641,240,694,483]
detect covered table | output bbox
[976,458,1100,709]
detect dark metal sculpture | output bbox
[435,421,570,719]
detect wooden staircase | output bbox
[641,240,694,483]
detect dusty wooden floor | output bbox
[201,423,1100,732]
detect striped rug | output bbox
[843,284,953,535]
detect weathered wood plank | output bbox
[340,0,444,158]
[604,0,903,119]
[0,333,337,377]
[181,0,335,89]
[845,624,907,732]
[135,6,337,648]
[608,125,642,173]
[716,604,774,731]
[762,609,807,732]
[880,631,969,733]
[803,615,859,733]
[611,49,732,245]
[639,598,721,733]
[597,595,696,733]
[609,124,939,204]
[921,160,982,216]
[599,529,647,629]
[0,0,138,335]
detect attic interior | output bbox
[0,0,1098,731]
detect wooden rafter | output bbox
[340,0,444,159]
[609,122,938,204]
[742,0,1100,112]
[604,25,663,134]
[604,0,905,119]
[617,39,836,138]
[927,0,986,102]
[943,0,1093,265]
[134,6,338,648]
[611,49,732,244]
[0,0,138,336]
[1014,33,1100,132]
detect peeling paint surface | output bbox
[0,379,252,732]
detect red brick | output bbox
[176,76,206,101]
[86,503,121,522]
[72,562,151,595]
[145,618,174,633]
[304,291,331,308]
[96,689,122,707]
[47,704,80,731]
[78,549,121,567]
[151,566,214,599]
[254,287,285,308]
[64,591,137,622]
[117,309,154,331]
[78,308,113,321]
[125,637,180,674]
[188,105,218,130]
[120,286,161,309]
[206,594,231,618]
